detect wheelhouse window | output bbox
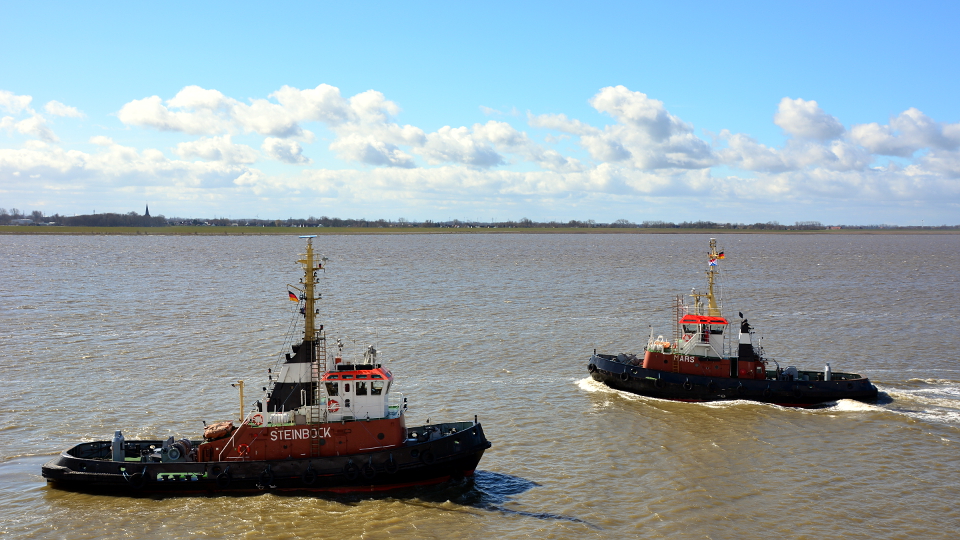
[325,382,339,396]
[371,381,384,395]
[356,381,368,396]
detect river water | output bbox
[1,232,958,539]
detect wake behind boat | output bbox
[588,239,878,407]
[42,236,491,495]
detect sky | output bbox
[1,1,959,225]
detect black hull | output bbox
[42,422,491,496]
[589,355,878,407]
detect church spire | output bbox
[145,204,150,217]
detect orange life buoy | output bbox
[249,413,264,426]
[327,399,340,413]
[682,334,691,341]
[237,444,250,455]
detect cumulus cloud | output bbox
[1,114,59,142]
[850,108,960,157]
[90,135,115,146]
[774,98,844,141]
[262,137,312,165]
[176,135,259,164]
[0,139,263,189]
[589,85,691,141]
[44,100,85,118]
[6,84,960,221]
[0,91,33,114]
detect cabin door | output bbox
[730,357,739,378]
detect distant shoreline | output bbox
[2,226,957,236]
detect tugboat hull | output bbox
[589,355,878,408]
[42,422,491,495]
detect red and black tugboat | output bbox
[42,236,491,495]
[588,239,878,407]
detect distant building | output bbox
[145,205,150,217]
[11,218,34,225]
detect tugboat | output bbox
[42,236,491,495]
[588,239,878,407]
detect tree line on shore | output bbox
[1,208,956,230]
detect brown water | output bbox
[1,233,959,539]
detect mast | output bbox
[706,238,721,316]
[297,235,322,348]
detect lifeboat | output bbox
[42,236,492,494]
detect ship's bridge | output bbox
[678,314,729,357]
[321,363,395,422]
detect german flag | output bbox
[288,291,299,302]
[718,251,725,259]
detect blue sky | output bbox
[2,1,958,225]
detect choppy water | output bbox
[1,232,959,539]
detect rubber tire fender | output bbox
[383,455,399,475]
[361,461,377,480]
[302,464,317,485]
[259,467,274,488]
[343,461,360,481]
[216,467,232,489]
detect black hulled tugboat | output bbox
[588,239,878,407]
[43,236,491,495]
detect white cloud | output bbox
[0,140,262,189]
[5,84,960,222]
[262,137,312,165]
[118,95,234,135]
[1,114,59,142]
[0,91,33,115]
[90,135,115,146]
[850,108,960,157]
[589,85,691,141]
[271,84,354,125]
[44,100,85,118]
[528,112,599,136]
[329,134,413,168]
[416,126,504,168]
[774,98,844,141]
[176,135,259,164]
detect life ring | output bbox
[682,334,692,341]
[302,465,317,485]
[237,444,250,456]
[683,379,693,391]
[420,450,435,465]
[327,399,340,413]
[361,462,377,480]
[383,456,399,475]
[343,461,359,480]
[619,371,630,382]
[216,467,231,488]
[249,413,264,427]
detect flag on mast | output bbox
[288,291,298,302]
